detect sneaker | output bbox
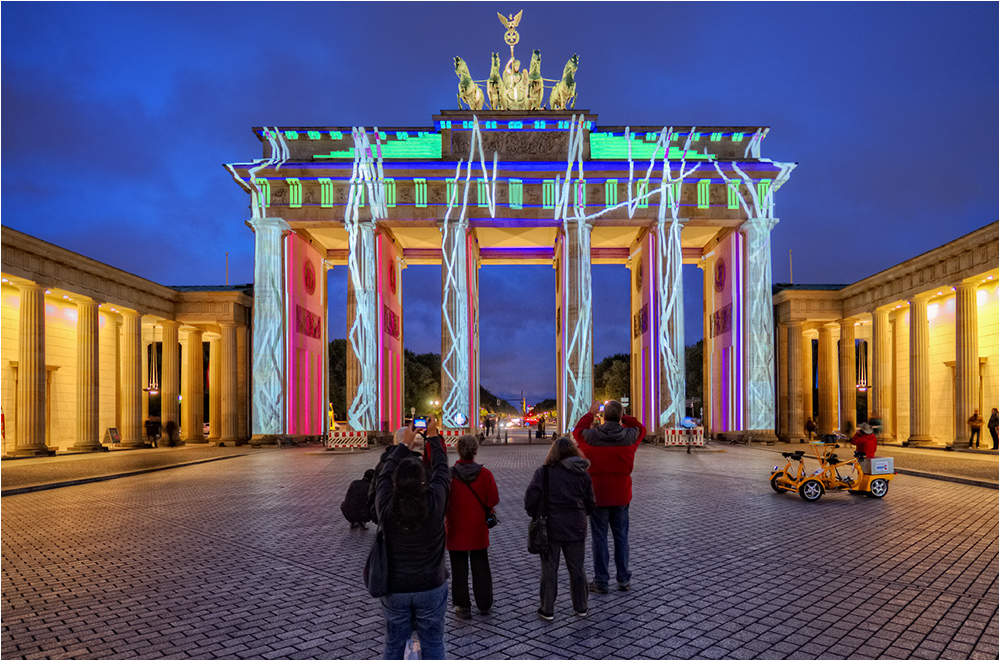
[574,609,588,617]
[455,607,471,619]
[618,582,631,591]
[479,608,491,616]
[537,608,554,621]
[588,582,608,594]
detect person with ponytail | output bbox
[373,416,451,659]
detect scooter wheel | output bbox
[798,479,824,502]
[769,473,786,493]
[867,478,889,498]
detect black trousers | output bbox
[449,549,493,612]
[539,539,587,615]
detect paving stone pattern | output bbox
[2,444,997,659]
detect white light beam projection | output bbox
[344,127,384,431]
[439,116,496,429]
[713,157,797,431]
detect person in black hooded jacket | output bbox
[524,436,596,621]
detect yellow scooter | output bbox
[770,435,896,502]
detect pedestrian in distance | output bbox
[524,436,596,620]
[988,408,999,450]
[341,469,374,529]
[851,422,877,458]
[572,400,646,594]
[446,434,499,618]
[373,417,450,660]
[162,420,179,447]
[805,418,817,440]
[968,409,984,448]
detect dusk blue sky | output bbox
[2,2,997,406]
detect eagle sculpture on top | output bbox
[498,10,523,46]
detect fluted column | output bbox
[838,319,857,435]
[907,295,933,445]
[14,283,53,456]
[786,322,804,442]
[817,325,837,435]
[237,323,249,442]
[161,321,180,431]
[556,218,594,432]
[71,299,104,452]
[741,217,778,437]
[954,282,979,447]
[249,217,290,438]
[184,330,205,442]
[871,307,894,442]
[777,323,789,441]
[219,323,240,444]
[802,330,814,437]
[120,310,145,448]
[208,338,221,442]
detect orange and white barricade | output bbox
[663,427,705,446]
[439,430,464,447]
[325,431,369,449]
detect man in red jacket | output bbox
[573,399,646,593]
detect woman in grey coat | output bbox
[524,436,596,620]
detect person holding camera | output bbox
[445,434,500,619]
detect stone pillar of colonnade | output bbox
[871,307,894,443]
[555,218,594,433]
[183,329,205,442]
[907,295,933,445]
[838,319,857,435]
[70,299,105,452]
[219,323,240,444]
[14,283,54,456]
[237,324,249,442]
[160,321,181,436]
[953,281,979,448]
[699,261,712,436]
[656,218,685,431]
[802,329,815,439]
[439,217,478,431]
[817,324,837,435]
[208,338,221,443]
[120,310,145,448]
[777,323,789,441]
[740,217,778,441]
[249,217,291,439]
[785,321,804,443]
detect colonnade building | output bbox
[774,222,998,448]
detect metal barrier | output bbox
[325,431,369,449]
[663,427,705,446]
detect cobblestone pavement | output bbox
[2,443,997,660]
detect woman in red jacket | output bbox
[445,434,500,618]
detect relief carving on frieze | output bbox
[452,131,569,160]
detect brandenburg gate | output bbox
[226,23,795,443]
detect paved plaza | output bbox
[2,442,997,660]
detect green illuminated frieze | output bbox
[590,133,715,161]
[315,133,442,160]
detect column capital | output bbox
[741,216,779,233]
[246,217,291,233]
[160,319,180,328]
[955,279,978,292]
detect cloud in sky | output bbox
[2,1,996,405]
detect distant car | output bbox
[203,422,210,434]
[523,415,540,427]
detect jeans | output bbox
[539,539,588,614]
[380,582,448,660]
[449,548,493,612]
[589,504,631,589]
[970,428,981,447]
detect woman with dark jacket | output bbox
[524,436,596,620]
[374,418,451,659]
[446,434,500,618]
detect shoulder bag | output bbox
[527,465,549,556]
[458,475,499,528]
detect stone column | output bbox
[777,323,789,441]
[817,324,837,435]
[786,322,804,443]
[249,217,290,438]
[237,323,249,443]
[907,295,933,445]
[838,319,857,435]
[161,321,181,432]
[802,330,815,437]
[556,218,594,431]
[440,216,473,430]
[70,299,105,452]
[14,283,53,456]
[120,310,145,448]
[219,323,240,444]
[740,217,778,438]
[954,281,979,447]
[208,338,221,442]
[871,307,894,443]
[184,330,205,442]
[699,261,712,434]
[657,218,686,430]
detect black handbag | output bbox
[363,523,389,597]
[527,465,549,556]
[459,475,499,528]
